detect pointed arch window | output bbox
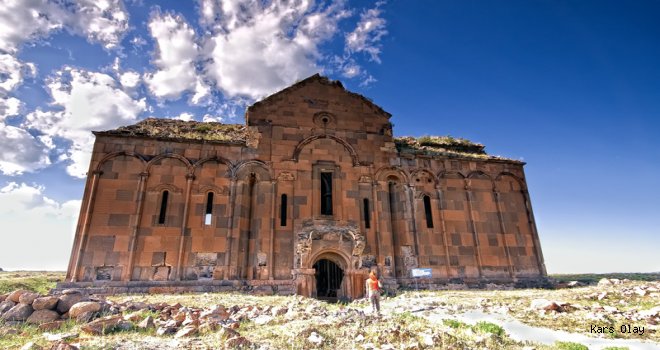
[158,190,169,224]
[423,195,434,228]
[205,192,214,226]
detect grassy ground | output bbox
[0,271,66,294]
[1,272,658,349]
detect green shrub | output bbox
[473,321,505,337]
[555,341,589,350]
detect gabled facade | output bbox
[61,74,547,299]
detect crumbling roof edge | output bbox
[92,131,248,146]
[246,73,392,121]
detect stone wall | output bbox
[64,75,547,298]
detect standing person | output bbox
[365,271,382,316]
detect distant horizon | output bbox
[1,0,658,274]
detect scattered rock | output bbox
[1,303,34,321]
[57,293,85,314]
[530,299,560,312]
[26,309,60,324]
[597,291,608,300]
[307,331,324,344]
[81,315,122,335]
[225,336,250,348]
[39,320,66,331]
[123,311,145,322]
[18,292,40,305]
[253,314,273,325]
[32,296,59,310]
[598,278,612,286]
[43,332,79,342]
[0,293,6,303]
[7,289,30,303]
[20,342,43,350]
[50,342,79,350]
[175,325,198,338]
[137,315,155,330]
[68,301,101,319]
[156,326,177,336]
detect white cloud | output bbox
[71,0,129,50]
[0,0,129,54]
[119,71,141,90]
[24,67,147,178]
[0,97,23,121]
[173,112,194,121]
[345,1,387,63]
[0,54,36,120]
[144,12,210,104]
[0,124,51,175]
[0,182,81,270]
[200,0,352,99]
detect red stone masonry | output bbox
[62,74,547,298]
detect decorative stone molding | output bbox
[294,222,366,269]
[277,171,296,181]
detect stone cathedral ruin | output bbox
[60,74,547,300]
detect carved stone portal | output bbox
[295,222,366,269]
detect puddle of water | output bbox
[423,309,660,350]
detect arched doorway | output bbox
[313,259,344,302]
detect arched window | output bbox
[280,194,288,226]
[158,190,169,224]
[423,195,434,228]
[363,198,371,229]
[205,192,214,226]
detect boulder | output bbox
[68,301,101,319]
[598,278,612,286]
[0,299,16,314]
[7,289,30,303]
[32,296,59,310]
[56,293,85,314]
[1,303,34,321]
[81,315,122,335]
[18,292,40,305]
[26,309,60,324]
[75,311,96,323]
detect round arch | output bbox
[146,153,193,173]
[291,134,361,166]
[232,159,272,181]
[95,151,147,173]
[375,165,409,183]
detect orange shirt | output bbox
[367,277,379,291]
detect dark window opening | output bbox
[205,192,214,226]
[280,194,288,226]
[363,198,371,229]
[321,172,333,215]
[158,190,169,224]
[423,195,434,228]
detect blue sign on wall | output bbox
[411,268,432,278]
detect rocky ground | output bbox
[0,276,658,349]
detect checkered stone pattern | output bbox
[67,75,545,289]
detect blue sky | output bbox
[0,0,658,273]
